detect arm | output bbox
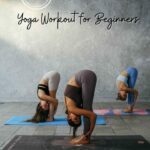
[120,86,138,98]
[67,100,96,136]
[119,83,139,102]
[38,91,58,106]
[119,83,138,95]
[70,107,96,136]
[121,86,134,93]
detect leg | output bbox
[47,104,55,121]
[47,72,60,119]
[127,67,138,105]
[82,74,97,135]
[124,67,138,112]
[49,90,58,115]
[47,90,58,121]
[70,71,97,145]
[71,73,97,145]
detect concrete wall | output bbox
[0,0,150,102]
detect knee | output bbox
[135,68,138,75]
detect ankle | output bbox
[47,117,54,121]
[124,106,133,113]
[129,105,134,110]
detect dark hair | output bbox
[27,103,49,123]
[67,117,81,138]
[116,93,126,101]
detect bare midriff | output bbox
[67,76,80,88]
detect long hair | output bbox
[27,103,49,123]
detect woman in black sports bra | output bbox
[27,71,60,123]
[64,70,97,145]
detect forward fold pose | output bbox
[28,71,60,123]
[64,70,97,144]
[116,67,138,113]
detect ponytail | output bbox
[67,118,81,137]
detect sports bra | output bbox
[116,75,128,86]
[37,84,49,95]
[64,84,82,108]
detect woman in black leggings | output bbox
[64,70,97,144]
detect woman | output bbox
[28,71,60,122]
[64,70,97,145]
[116,67,138,113]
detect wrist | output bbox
[84,134,91,140]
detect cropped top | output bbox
[116,75,128,86]
[37,84,49,95]
[64,84,82,108]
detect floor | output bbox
[0,102,150,149]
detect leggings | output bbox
[42,71,60,91]
[75,70,97,135]
[126,67,138,105]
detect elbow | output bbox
[68,107,75,114]
[120,87,125,91]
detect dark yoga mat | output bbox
[3,135,150,150]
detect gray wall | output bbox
[0,0,150,102]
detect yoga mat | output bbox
[3,135,150,150]
[94,108,150,116]
[4,116,106,126]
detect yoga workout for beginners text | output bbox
[17,11,140,30]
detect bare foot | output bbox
[70,135,90,145]
[71,135,83,141]
[123,106,133,113]
[47,117,54,122]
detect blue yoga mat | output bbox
[4,116,106,126]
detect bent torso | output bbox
[117,70,128,90]
[68,76,80,88]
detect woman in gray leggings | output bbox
[28,71,60,123]
[64,70,97,144]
